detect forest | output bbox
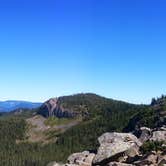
[0,93,161,166]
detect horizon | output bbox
[0,0,166,104]
[0,92,161,105]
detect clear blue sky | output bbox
[0,0,166,103]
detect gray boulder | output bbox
[157,154,166,166]
[133,151,158,166]
[150,130,166,141]
[138,127,151,143]
[93,132,142,165]
[47,162,64,166]
[65,164,79,166]
[67,151,95,166]
[108,162,135,166]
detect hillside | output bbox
[49,95,166,166]
[0,93,165,166]
[124,95,166,132]
[38,93,140,119]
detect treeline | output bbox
[151,94,166,106]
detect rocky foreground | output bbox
[47,126,166,166]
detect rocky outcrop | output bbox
[158,154,166,166]
[133,151,158,166]
[150,130,166,141]
[135,126,166,143]
[108,162,134,166]
[136,127,151,143]
[132,151,166,166]
[93,132,142,165]
[47,129,166,166]
[38,98,76,118]
[47,162,63,166]
[67,151,95,166]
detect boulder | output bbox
[67,151,95,166]
[160,126,166,131]
[158,154,166,166]
[93,132,142,165]
[150,130,166,141]
[133,151,158,166]
[47,162,64,166]
[108,162,135,166]
[137,127,151,143]
[64,164,79,166]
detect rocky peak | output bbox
[38,98,76,118]
[45,98,59,115]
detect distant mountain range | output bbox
[0,100,42,112]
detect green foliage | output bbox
[0,118,27,143]
[151,94,166,106]
[125,95,166,132]
[124,107,158,131]
[44,117,75,127]
[140,141,166,154]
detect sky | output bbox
[0,0,166,103]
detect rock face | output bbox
[133,151,158,166]
[93,132,142,165]
[38,98,76,118]
[136,127,152,143]
[158,154,166,166]
[150,130,166,141]
[67,151,95,166]
[47,130,166,166]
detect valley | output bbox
[25,115,81,143]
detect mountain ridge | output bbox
[0,100,42,112]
